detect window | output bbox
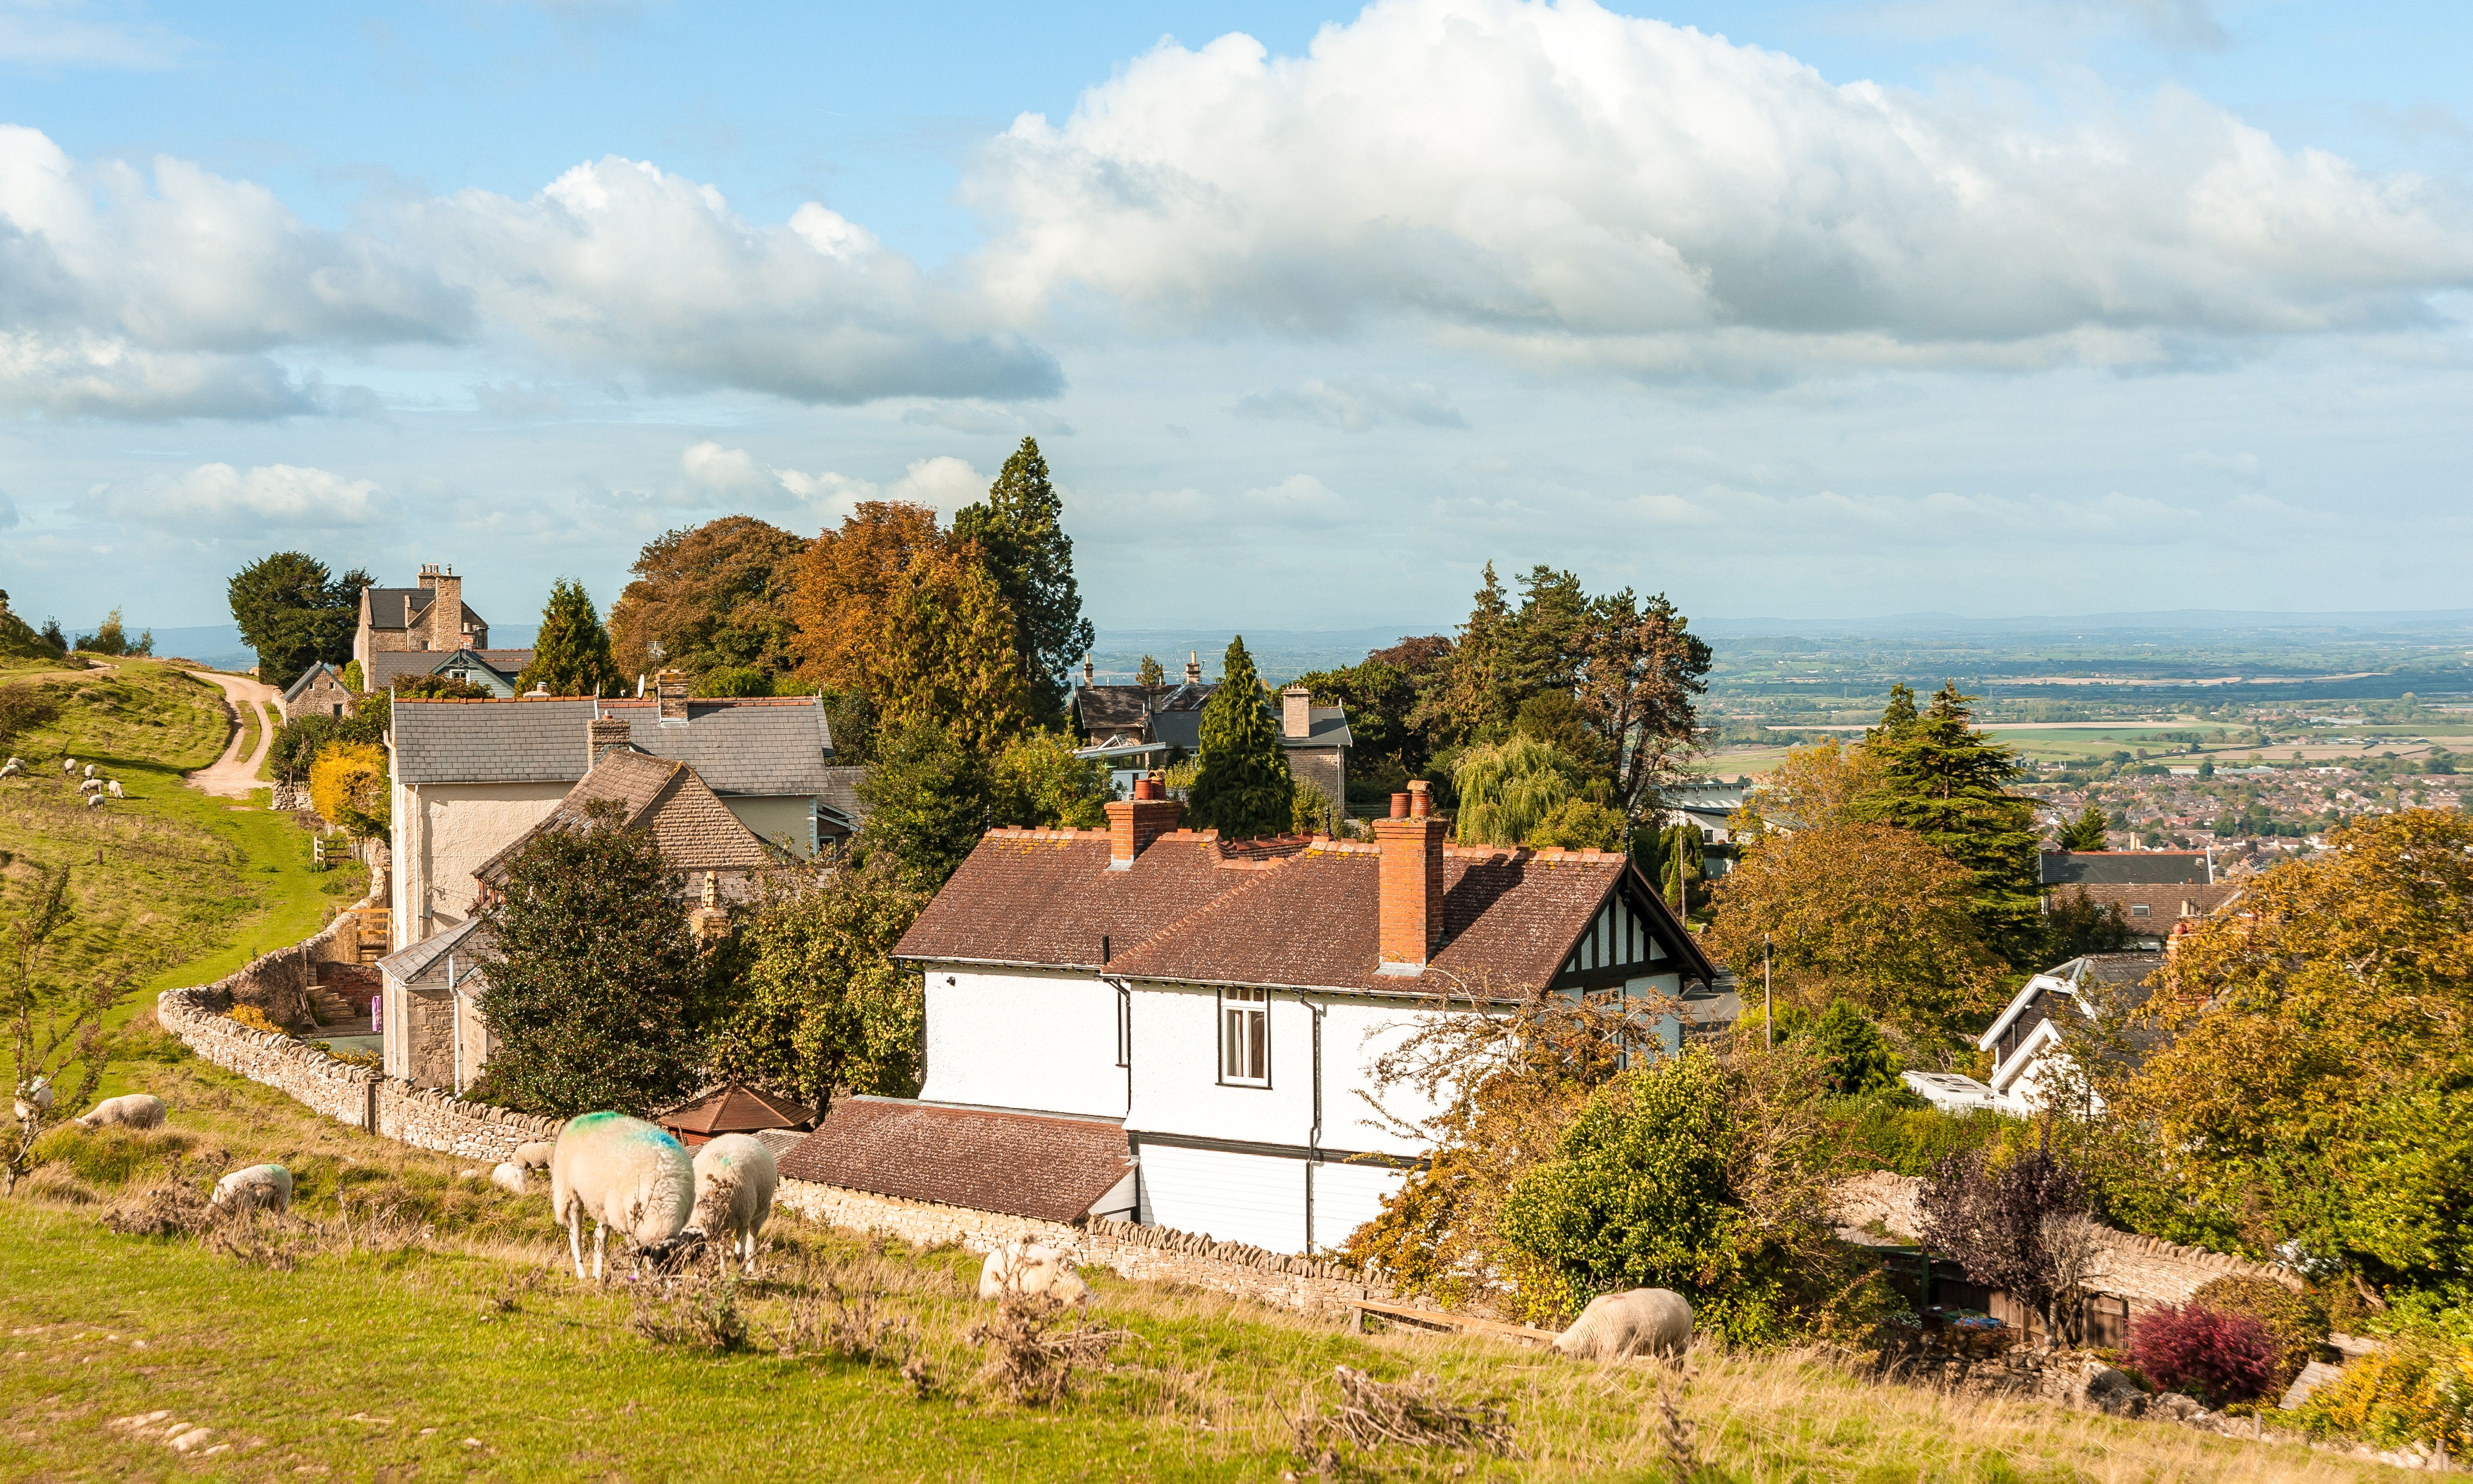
[2130,904,2151,917]
[1219,987,1268,1085]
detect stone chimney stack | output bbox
[587,712,631,759]
[655,669,690,723]
[1105,775,1182,869]
[1374,780,1445,976]
[1184,651,1203,685]
[1282,684,1312,740]
[1083,657,1096,687]
[424,566,464,654]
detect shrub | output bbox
[0,682,62,748]
[693,666,773,698]
[1796,1001,1898,1096]
[2292,1343,2473,1451]
[309,741,390,838]
[2128,1303,2281,1405]
[2190,1276,2329,1388]
[1834,1091,2020,1177]
[227,1006,284,1035]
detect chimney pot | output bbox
[1184,651,1202,686]
[1408,780,1432,819]
[1083,657,1095,686]
[1374,780,1445,974]
[1389,792,1410,820]
[656,669,690,723]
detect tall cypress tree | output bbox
[1185,636,1294,842]
[952,438,1095,727]
[1855,682,2042,961]
[518,578,622,697]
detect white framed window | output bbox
[2130,904,2151,917]
[1219,987,1270,1086]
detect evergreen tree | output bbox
[1854,682,2042,961]
[517,578,622,697]
[855,721,998,887]
[1137,655,1165,688]
[472,802,704,1116]
[952,438,1095,727]
[1185,636,1294,841]
[2058,804,2110,853]
[227,552,370,688]
[1416,564,1515,745]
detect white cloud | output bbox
[1233,376,1467,431]
[76,463,392,532]
[972,0,2473,374]
[0,1,202,69]
[680,443,990,523]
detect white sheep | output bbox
[80,778,103,794]
[83,763,95,779]
[78,1093,166,1130]
[13,1076,53,1123]
[1551,1288,1694,1361]
[977,1241,1089,1306]
[490,1162,528,1195]
[107,779,123,798]
[61,757,75,773]
[688,1134,778,1275]
[549,1112,694,1281]
[210,1164,293,1213]
[510,1141,555,1171]
[85,793,105,809]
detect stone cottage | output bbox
[280,662,356,722]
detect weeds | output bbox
[966,1288,1132,1406]
[631,1272,752,1353]
[200,1206,300,1271]
[1655,1363,1700,1483]
[773,1266,930,1390]
[99,1168,213,1237]
[1289,1364,1519,1476]
[479,1268,544,1317]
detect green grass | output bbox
[0,1052,2412,1483]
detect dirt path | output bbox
[185,671,279,799]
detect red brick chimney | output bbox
[1105,776,1181,869]
[1374,780,1444,976]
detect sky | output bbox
[2,0,2469,639]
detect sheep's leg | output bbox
[740,1230,755,1277]
[593,1221,607,1282]
[565,1204,586,1281]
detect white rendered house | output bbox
[872,784,1724,1256]
[1978,952,2163,1117]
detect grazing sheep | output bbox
[490,1162,528,1195]
[83,763,95,779]
[510,1141,554,1171]
[1551,1288,1694,1361]
[688,1134,778,1275]
[62,757,75,773]
[80,778,103,794]
[210,1164,293,1213]
[85,793,105,809]
[549,1112,694,1281]
[78,1093,166,1130]
[977,1241,1090,1306]
[107,779,123,798]
[13,1076,53,1123]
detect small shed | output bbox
[657,1082,816,1148]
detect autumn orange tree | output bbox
[1704,820,2004,1044]
[789,501,1031,752]
[2116,809,2473,1300]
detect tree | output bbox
[789,502,1033,752]
[952,439,1094,728]
[2057,804,2110,852]
[227,553,371,689]
[2117,809,2473,1296]
[3,864,137,1194]
[991,730,1110,830]
[1292,636,1451,804]
[1704,821,2004,1042]
[390,673,492,701]
[472,802,705,1116]
[607,515,808,689]
[1919,1145,2089,1343]
[709,856,930,1119]
[1734,739,1881,838]
[1450,736,1593,845]
[517,578,622,697]
[1572,588,1711,822]
[1791,1001,1899,1096]
[1136,655,1164,688]
[855,721,998,887]
[1415,564,1517,747]
[1526,799,1627,851]
[2045,887,2133,958]
[1852,682,2042,962]
[1184,636,1293,841]
[309,743,390,839]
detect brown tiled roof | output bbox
[899,828,1714,996]
[472,748,779,883]
[657,1082,815,1136]
[776,1098,1133,1222]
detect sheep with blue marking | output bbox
[687,1133,778,1275]
[211,1164,292,1213]
[550,1112,694,1281]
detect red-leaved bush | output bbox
[2128,1303,2281,1404]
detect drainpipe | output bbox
[447,950,462,1095]
[1307,998,1325,1254]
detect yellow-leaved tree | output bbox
[309,741,389,838]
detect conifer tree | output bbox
[952,438,1094,727]
[518,578,622,697]
[1185,636,1293,841]
[1137,655,1165,688]
[2058,804,2110,853]
[1855,682,2041,960]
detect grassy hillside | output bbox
[0,1051,2409,1483]
[0,660,364,1091]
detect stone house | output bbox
[280,662,356,722]
[356,564,498,668]
[840,780,1725,1256]
[385,673,845,951]
[368,646,535,698]
[1071,654,1353,819]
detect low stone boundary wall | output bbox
[776,1178,1392,1315]
[199,895,368,1029]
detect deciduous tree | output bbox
[608,515,808,688]
[1184,636,1293,841]
[517,578,622,697]
[952,439,1094,728]
[1450,736,1593,845]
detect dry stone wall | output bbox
[776,1178,1392,1315]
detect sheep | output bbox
[78,1093,166,1130]
[83,763,95,779]
[510,1141,555,1171]
[549,1112,694,1281]
[107,779,123,798]
[687,1134,778,1275]
[210,1164,293,1213]
[490,1162,528,1195]
[79,778,103,794]
[61,757,75,773]
[13,1076,53,1123]
[85,793,105,809]
[1550,1288,1694,1362]
[977,1240,1090,1307]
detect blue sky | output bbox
[2,0,2469,638]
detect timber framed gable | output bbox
[1549,866,1699,994]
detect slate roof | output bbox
[2041,851,2212,886]
[1073,685,1156,734]
[281,662,346,704]
[776,1097,1134,1222]
[899,828,1714,996]
[363,587,488,632]
[1145,704,1352,753]
[375,915,490,990]
[471,748,779,883]
[817,765,869,829]
[390,696,834,794]
[657,1082,815,1137]
[368,648,536,691]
